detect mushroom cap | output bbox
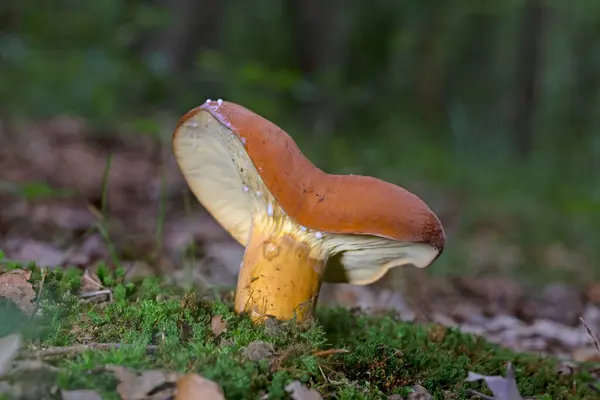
[172,100,445,285]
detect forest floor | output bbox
[0,265,599,399]
[1,116,600,399]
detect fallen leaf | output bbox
[106,365,138,384]
[517,283,583,326]
[586,282,600,305]
[387,395,404,400]
[407,384,433,399]
[211,315,227,338]
[0,333,22,377]
[284,380,323,400]
[572,347,600,363]
[80,269,104,293]
[174,373,225,400]
[8,240,64,268]
[0,269,36,313]
[61,389,103,400]
[105,365,181,400]
[465,362,523,400]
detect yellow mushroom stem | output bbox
[234,225,325,323]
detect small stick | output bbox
[33,343,158,357]
[79,289,113,301]
[30,267,47,318]
[466,390,494,399]
[580,317,600,351]
[312,349,350,357]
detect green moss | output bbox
[1,266,596,399]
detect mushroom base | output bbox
[234,229,325,323]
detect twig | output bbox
[580,317,600,351]
[153,166,167,260]
[79,289,113,301]
[577,319,600,397]
[589,383,600,393]
[466,390,494,399]
[87,153,123,271]
[33,343,157,357]
[312,349,350,357]
[30,267,47,318]
[317,364,328,383]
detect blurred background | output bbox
[1,0,600,343]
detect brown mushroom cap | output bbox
[172,99,445,285]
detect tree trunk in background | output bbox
[571,27,598,139]
[417,14,446,120]
[513,0,545,157]
[285,0,350,137]
[143,0,222,73]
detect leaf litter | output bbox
[106,364,180,400]
[210,315,227,338]
[104,364,227,400]
[174,373,225,400]
[465,363,526,400]
[0,269,36,313]
[285,380,323,400]
[0,266,597,398]
[61,389,103,400]
[0,267,230,400]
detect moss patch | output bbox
[0,265,596,399]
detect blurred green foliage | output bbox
[1,0,598,283]
[0,181,76,201]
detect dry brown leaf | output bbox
[211,315,227,337]
[0,269,36,313]
[284,380,323,400]
[407,385,433,399]
[80,269,104,293]
[586,282,600,305]
[572,347,600,363]
[174,373,225,400]
[8,240,64,268]
[465,362,524,400]
[61,389,103,400]
[105,365,181,400]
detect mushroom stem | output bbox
[234,227,324,323]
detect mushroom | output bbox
[172,99,445,323]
